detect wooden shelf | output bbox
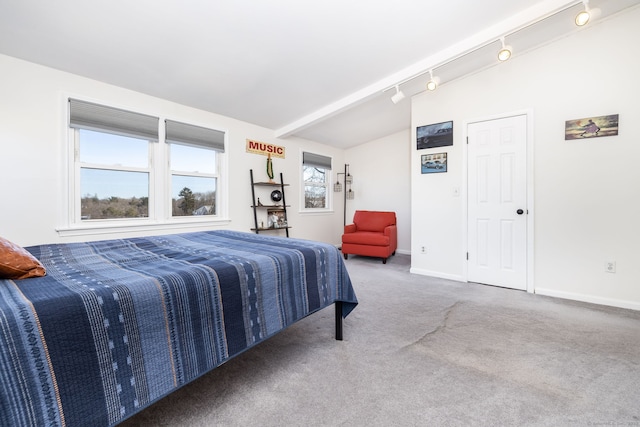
[253,181,289,187]
[250,169,290,237]
[250,226,292,232]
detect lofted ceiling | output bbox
[0,0,637,148]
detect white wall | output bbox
[345,129,412,254]
[0,54,345,247]
[410,7,640,309]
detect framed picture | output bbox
[565,114,619,140]
[417,120,453,150]
[267,208,286,228]
[421,153,447,174]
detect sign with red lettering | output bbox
[246,139,285,158]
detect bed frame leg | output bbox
[335,301,343,340]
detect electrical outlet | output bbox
[421,246,426,254]
[605,261,616,273]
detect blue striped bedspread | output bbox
[0,230,357,427]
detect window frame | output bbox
[300,151,333,213]
[73,128,155,222]
[167,141,220,218]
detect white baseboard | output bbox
[535,288,640,311]
[409,267,464,282]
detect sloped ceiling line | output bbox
[275,0,580,141]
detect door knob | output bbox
[516,209,524,215]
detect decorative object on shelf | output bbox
[268,212,279,228]
[270,189,282,202]
[268,209,285,228]
[266,153,275,183]
[564,114,618,140]
[417,120,453,150]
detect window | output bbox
[302,152,332,210]
[78,130,151,220]
[169,142,217,216]
[70,99,158,222]
[67,99,226,229]
[166,119,224,217]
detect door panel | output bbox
[468,115,527,290]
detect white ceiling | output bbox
[1,0,637,148]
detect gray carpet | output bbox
[120,254,640,426]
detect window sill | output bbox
[56,217,231,238]
[298,209,335,215]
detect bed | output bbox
[0,230,357,427]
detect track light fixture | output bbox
[426,69,440,91]
[575,10,589,25]
[383,3,595,100]
[498,36,512,61]
[390,85,405,104]
[575,0,599,26]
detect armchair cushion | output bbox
[353,211,396,232]
[342,231,390,246]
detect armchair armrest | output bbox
[384,225,398,251]
[344,224,357,234]
[383,224,396,236]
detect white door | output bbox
[467,115,528,290]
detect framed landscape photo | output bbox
[417,120,453,150]
[421,153,447,174]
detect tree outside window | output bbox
[304,166,328,208]
[302,151,332,211]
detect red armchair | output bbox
[341,210,397,264]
